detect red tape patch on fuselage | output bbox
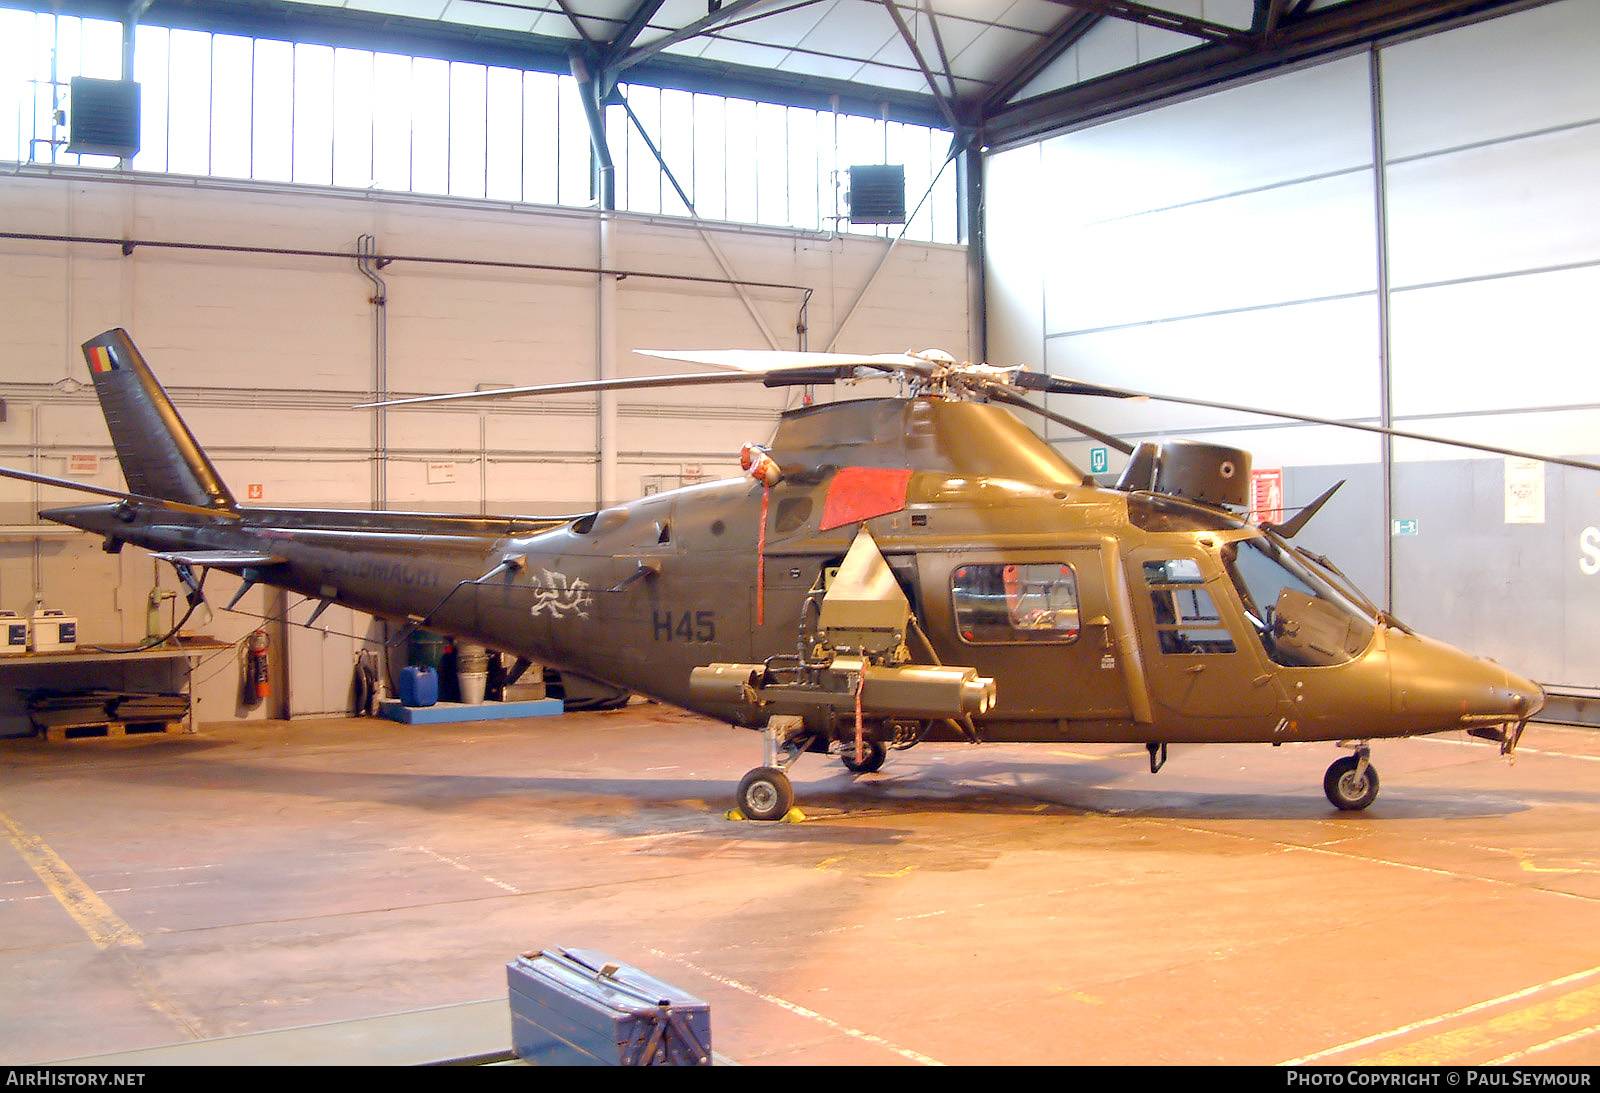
[819,467,913,531]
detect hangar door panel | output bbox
[287,605,365,718]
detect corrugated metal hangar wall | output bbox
[986,0,1599,690]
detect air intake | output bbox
[1116,440,1252,509]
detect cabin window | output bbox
[1142,559,1236,654]
[951,563,1080,644]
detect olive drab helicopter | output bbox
[2,329,1578,822]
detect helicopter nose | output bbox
[1388,630,1546,729]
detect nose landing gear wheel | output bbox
[1324,754,1379,811]
[737,766,795,821]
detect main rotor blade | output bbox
[357,370,765,409]
[0,465,240,518]
[356,353,912,409]
[637,348,931,374]
[1020,374,1600,474]
[986,389,1135,455]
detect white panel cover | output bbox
[1045,294,1381,445]
[1381,0,1600,160]
[1385,127,1600,288]
[1389,266,1600,420]
[1040,55,1372,226]
[1045,170,1377,333]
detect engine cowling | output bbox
[1116,439,1251,509]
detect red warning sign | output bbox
[1250,469,1283,525]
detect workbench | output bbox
[0,636,233,739]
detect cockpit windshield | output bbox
[1222,537,1375,667]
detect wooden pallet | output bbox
[35,720,182,742]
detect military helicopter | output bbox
[2,329,1573,822]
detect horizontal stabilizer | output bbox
[3,465,240,519]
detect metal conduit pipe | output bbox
[0,231,813,296]
[1368,49,1397,616]
[355,233,389,510]
[569,53,616,213]
[598,213,619,507]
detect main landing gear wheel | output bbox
[737,766,795,821]
[1324,754,1380,811]
[840,739,886,774]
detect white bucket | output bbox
[455,643,489,703]
[458,670,488,704]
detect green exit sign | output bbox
[1090,447,1109,475]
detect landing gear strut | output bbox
[735,716,809,821]
[1324,746,1379,811]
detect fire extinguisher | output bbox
[247,629,270,702]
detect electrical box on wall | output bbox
[67,77,141,158]
[846,165,906,225]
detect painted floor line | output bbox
[649,948,945,1066]
[0,806,144,951]
[1487,1021,1600,1064]
[1282,963,1600,1065]
[1357,983,1600,1065]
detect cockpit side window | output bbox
[952,562,1080,644]
[1223,539,1374,667]
[1141,559,1236,654]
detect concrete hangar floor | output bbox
[2,703,1598,1067]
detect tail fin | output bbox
[82,329,237,512]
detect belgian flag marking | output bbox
[87,344,117,373]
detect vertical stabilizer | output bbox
[82,329,236,512]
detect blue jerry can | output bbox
[399,665,438,707]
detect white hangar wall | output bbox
[0,173,969,723]
[986,0,1600,688]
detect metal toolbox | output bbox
[506,948,711,1066]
